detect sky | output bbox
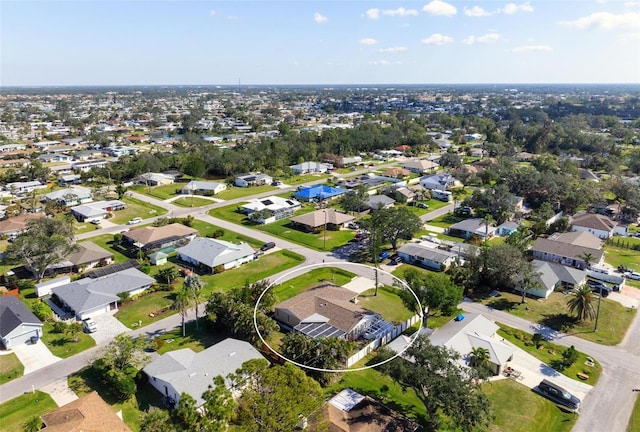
[1,0,639,86]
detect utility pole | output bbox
[323,209,327,250]
[594,285,603,332]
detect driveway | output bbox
[343,276,375,294]
[12,340,61,375]
[88,312,130,345]
[608,291,640,309]
[41,378,78,406]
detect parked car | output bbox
[416,202,429,209]
[536,379,581,411]
[586,279,611,297]
[379,251,390,260]
[90,218,101,225]
[82,318,97,333]
[391,255,403,265]
[127,217,142,225]
[626,271,640,281]
[260,242,276,251]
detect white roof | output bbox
[241,195,300,213]
[328,388,366,412]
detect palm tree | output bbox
[22,415,42,432]
[482,214,495,244]
[184,274,204,331]
[157,267,178,288]
[470,347,490,369]
[580,253,594,269]
[173,288,191,337]
[567,285,596,322]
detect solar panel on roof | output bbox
[261,199,273,206]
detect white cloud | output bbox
[558,11,640,30]
[421,33,454,45]
[365,8,380,19]
[378,46,408,53]
[501,2,534,15]
[369,60,402,65]
[209,9,216,16]
[624,2,638,8]
[383,7,419,17]
[314,12,328,23]
[462,32,501,44]
[464,6,492,17]
[511,45,552,52]
[359,37,378,45]
[422,1,457,17]
[618,31,640,42]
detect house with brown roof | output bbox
[402,158,439,174]
[381,167,411,178]
[571,213,622,239]
[273,284,379,340]
[45,241,114,277]
[123,223,197,252]
[0,212,45,236]
[531,231,604,269]
[313,388,419,432]
[39,391,131,432]
[289,209,355,232]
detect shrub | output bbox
[52,321,68,333]
[32,300,53,321]
[562,345,579,368]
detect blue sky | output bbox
[1,1,639,86]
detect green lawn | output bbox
[131,183,182,200]
[154,321,226,354]
[0,391,58,432]
[188,220,263,248]
[258,217,356,252]
[482,379,577,432]
[89,234,132,263]
[426,212,464,229]
[109,196,167,224]
[604,243,640,272]
[208,203,251,225]
[498,324,602,385]
[273,267,356,301]
[0,353,23,384]
[480,291,637,345]
[40,322,96,358]
[171,196,214,207]
[115,250,304,327]
[356,286,415,323]
[628,393,640,432]
[215,184,276,200]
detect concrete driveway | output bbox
[89,313,130,345]
[12,340,61,375]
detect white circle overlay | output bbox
[253,261,423,373]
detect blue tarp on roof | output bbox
[294,185,347,201]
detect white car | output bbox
[82,318,97,333]
[127,217,142,225]
[626,271,640,281]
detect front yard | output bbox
[273,267,356,301]
[356,286,415,324]
[480,291,636,345]
[109,196,167,225]
[40,322,96,358]
[0,353,23,384]
[0,391,58,432]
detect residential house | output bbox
[72,160,108,172]
[176,237,255,273]
[135,172,175,186]
[397,243,458,271]
[36,276,72,298]
[44,187,93,207]
[402,158,439,174]
[45,241,114,277]
[516,260,586,299]
[419,173,460,191]
[294,185,346,202]
[578,169,600,182]
[531,231,604,269]
[314,388,419,432]
[0,213,46,236]
[143,338,266,406]
[448,218,497,240]
[234,172,273,187]
[38,153,73,163]
[241,195,301,224]
[123,223,197,252]
[290,209,355,232]
[289,161,333,174]
[0,296,44,348]
[70,200,126,222]
[382,167,411,178]
[0,144,26,152]
[340,156,362,166]
[39,391,131,432]
[428,313,514,376]
[6,180,43,195]
[0,158,30,169]
[364,194,395,210]
[496,221,520,236]
[181,180,226,196]
[58,174,82,186]
[571,213,620,239]
[273,283,379,340]
[51,267,155,319]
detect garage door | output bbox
[6,329,39,347]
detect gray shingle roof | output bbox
[176,237,254,268]
[397,243,457,263]
[0,296,42,338]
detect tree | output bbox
[367,207,422,250]
[376,336,491,431]
[482,213,495,243]
[233,361,324,432]
[4,217,78,281]
[567,285,596,322]
[139,407,174,432]
[470,347,490,368]
[184,274,204,331]
[514,262,542,304]
[157,266,178,288]
[22,416,42,432]
[66,321,83,342]
[115,183,128,200]
[581,252,594,268]
[400,269,464,320]
[173,288,191,337]
[200,376,235,432]
[173,393,200,431]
